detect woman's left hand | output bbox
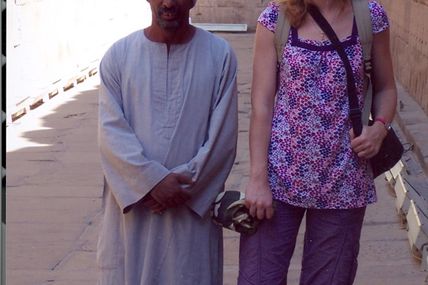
[350,122,388,159]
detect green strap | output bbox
[353,0,373,71]
[352,0,373,124]
[274,5,290,64]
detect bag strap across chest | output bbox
[274,0,372,64]
[273,0,373,124]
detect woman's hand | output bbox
[244,178,274,220]
[350,121,387,159]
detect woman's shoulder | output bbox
[258,1,281,32]
[367,0,389,34]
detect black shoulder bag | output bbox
[308,5,404,178]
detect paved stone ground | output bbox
[6,32,428,285]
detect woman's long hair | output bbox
[275,0,348,27]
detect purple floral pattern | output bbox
[258,0,389,209]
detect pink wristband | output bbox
[374,117,392,131]
[374,117,387,126]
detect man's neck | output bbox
[144,23,196,46]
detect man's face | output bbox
[148,0,194,30]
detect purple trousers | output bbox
[238,201,366,285]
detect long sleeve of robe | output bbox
[97,28,238,285]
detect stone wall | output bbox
[380,0,428,115]
[190,0,270,31]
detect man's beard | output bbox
[157,7,181,30]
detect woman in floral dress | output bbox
[239,0,397,284]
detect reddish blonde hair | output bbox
[275,0,348,27]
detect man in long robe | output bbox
[96,0,238,284]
